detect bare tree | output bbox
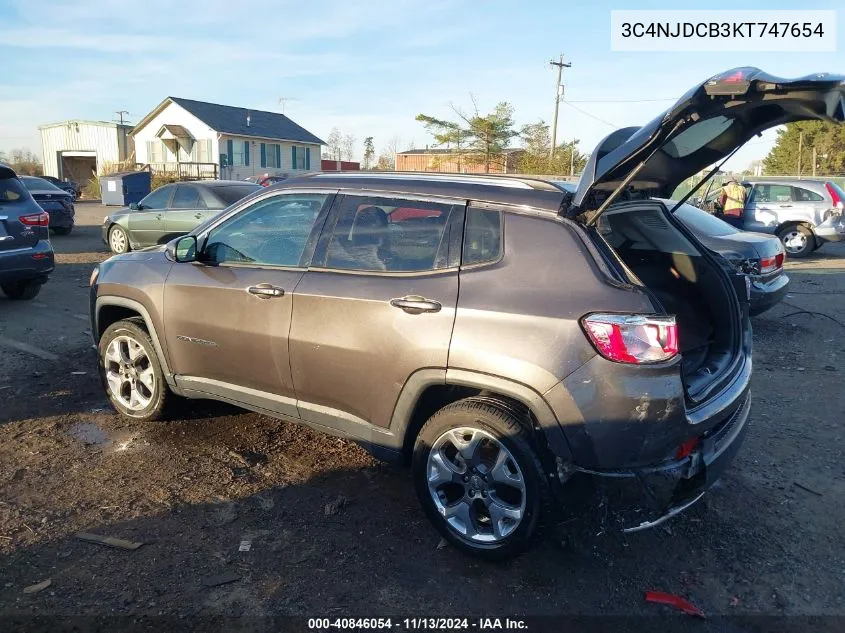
[326,127,343,161]
[341,134,356,161]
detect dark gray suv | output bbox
[90,68,844,558]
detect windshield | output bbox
[673,201,739,236]
[216,184,262,205]
[21,176,63,192]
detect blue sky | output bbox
[0,0,841,170]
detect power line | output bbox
[565,97,676,103]
[560,100,619,128]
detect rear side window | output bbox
[750,184,792,204]
[172,185,206,209]
[0,177,27,202]
[463,207,502,266]
[792,187,824,202]
[322,196,461,272]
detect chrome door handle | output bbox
[155,214,162,220]
[390,295,442,314]
[194,213,203,219]
[247,284,285,298]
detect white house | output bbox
[130,97,324,181]
[39,120,134,186]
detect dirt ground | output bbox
[1,203,844,630]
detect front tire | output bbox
[108,225,130,254]
[1,281,42,300]
[98,319,171,420]
[52,226,73,236]
[778,225,815,258]
[412,398,550,560]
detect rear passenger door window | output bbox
[171,185,206,209]
[318,195,463,272]
[749,184,792,204]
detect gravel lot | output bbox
[1,202,844,629]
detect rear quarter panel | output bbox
[449,212,655,394]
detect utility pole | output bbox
[114,110,130,125]
[797,131,803,178]
[549,54,571,159]
[812,146,817,177]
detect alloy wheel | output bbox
[426,427,526,543]
[103,335,156,411]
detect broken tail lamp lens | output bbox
[581,314,678,364]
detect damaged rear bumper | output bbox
[575,391,751,533]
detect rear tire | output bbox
[52,226,73,236]
[778,225,814,258]
[98,318,171,421]
[1,281,43,300]
[108,225,130,254]
[412,397,550,560]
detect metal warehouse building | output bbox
[39,120,134,188]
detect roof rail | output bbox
[310,171,563,191]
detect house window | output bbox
[231,141,245,166]
[291,146,307,170]
[148,140,165,163]
[194,140,212,163]
[265,144,278,168]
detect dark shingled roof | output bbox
[169,97,325,145]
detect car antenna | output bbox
[669,144,743,213]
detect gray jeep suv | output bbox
[90,68,844,558]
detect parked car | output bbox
[101,180,262,254]
[0,164,55,300]
[695,179,845,258]
[19,176,75,235]
[40,175,81,200]
[258,175,287,187]
[90,67,843,558]
[660,200,788,315]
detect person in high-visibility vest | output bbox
[717,179,747,228]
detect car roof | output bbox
[278,172,567,214]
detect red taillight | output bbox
[759,252,785,274]
[581,314,679,364]
[721,71,747,84]
[825,182,844,210]
[675,437,699,460]
[20,211,49,227]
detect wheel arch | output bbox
[389,368,572,465]
[776,219,817,238]
[95,296,175,386]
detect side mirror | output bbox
[168,235,198,263]
[129,202,140,210]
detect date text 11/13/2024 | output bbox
[307,618,529,630]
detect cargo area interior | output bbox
[596,203,739,402]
